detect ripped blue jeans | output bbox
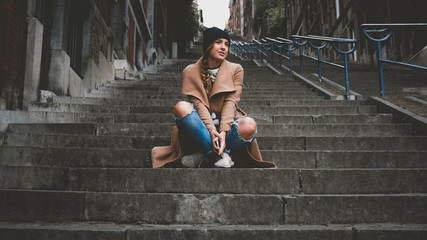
[175,109,256,156]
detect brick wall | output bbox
[93,0,114,26]
[0,0,27,109]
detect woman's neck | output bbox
[207,56,222,69]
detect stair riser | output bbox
[91,124,412,137]
[24,114,389,125]
[285,195,427,224]
[2,223,425,240]
[88,93,324,100]
[95,86,314,91]
[263,151,427,168]
[2,147,427,168]
[4,134,427,150]
[53,98,364,106]
[29,104,376,115]
[1,168,426,194]
[4,133,169,149]
[272,114,392,124]
[0,190,283,225]
[0,228,354,240]
[0,229,124,240]
[0,147,152,168]
[8,122,410,137]
[1,190,426,225]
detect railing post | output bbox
[270,42,274,64]
[317,47,322,82]
[344,53,350,100]
[299,44,304,73]
[292,38,308,74]
[307,40,329,82]
[377,41,385,96]
[360,23,427,96]
[282,40,297,76]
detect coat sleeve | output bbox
[219,64,243,132]
[188,96,216,133]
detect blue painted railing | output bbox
[361,23,427,96]
[265,37,298,75]
[291,35,358,99]
[231,23,426,99]
[237,35,358,99]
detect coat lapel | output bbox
[210,60,236,98]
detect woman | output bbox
[151,27,275,168]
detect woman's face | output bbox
[209,38,229,62]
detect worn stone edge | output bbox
[311,73,363,100]
[288,70,337,100]
[366,96,427,135]
[0,221,426,232]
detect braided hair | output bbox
[201,46,212,96]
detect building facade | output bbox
[286,0,426,63]
[0,0,171,111]
[228,0,426,63]
[228,0,255,39]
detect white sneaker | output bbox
[214,152,234,168]
[181,152,204,168]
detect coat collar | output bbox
[182,57,236,107]
[210,59,236,97]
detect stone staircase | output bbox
[1,45,427,239]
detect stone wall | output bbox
[0,0,27,110]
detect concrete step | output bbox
[262,150,427,168]
[87,92,326,100]
[88,91,321,99]
[0,111,391,125]
[0,222,425,240]
[52,96,365,106]
[2,147,426,168]
[1,189,426,224]
[29,103,378,115]
[6,123,97,135]
[1,167,426,194]
[3,133,169,148]
[6,122,413,137]
[0,189,283,224]
[284,194,427,224]
[5,134,427,150]
[94,123,413,137]
[95,88,316,95]
[0,146,152,168]
[273,114,393,124]
[101,82,309,88]
[113,113,393,125]
[102,82,307,90]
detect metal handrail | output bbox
[231,34,358,99]
[361,23,427,96]
[361,23,427,28]
[230,23,426,99]
[265,37,298,75]
[291,34,358,99]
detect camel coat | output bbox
[151,58,276,168]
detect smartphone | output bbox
[215,140,220,148]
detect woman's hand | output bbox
[210,130,226,155]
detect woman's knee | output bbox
[237,117,257,140]
[174,101,193,118]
